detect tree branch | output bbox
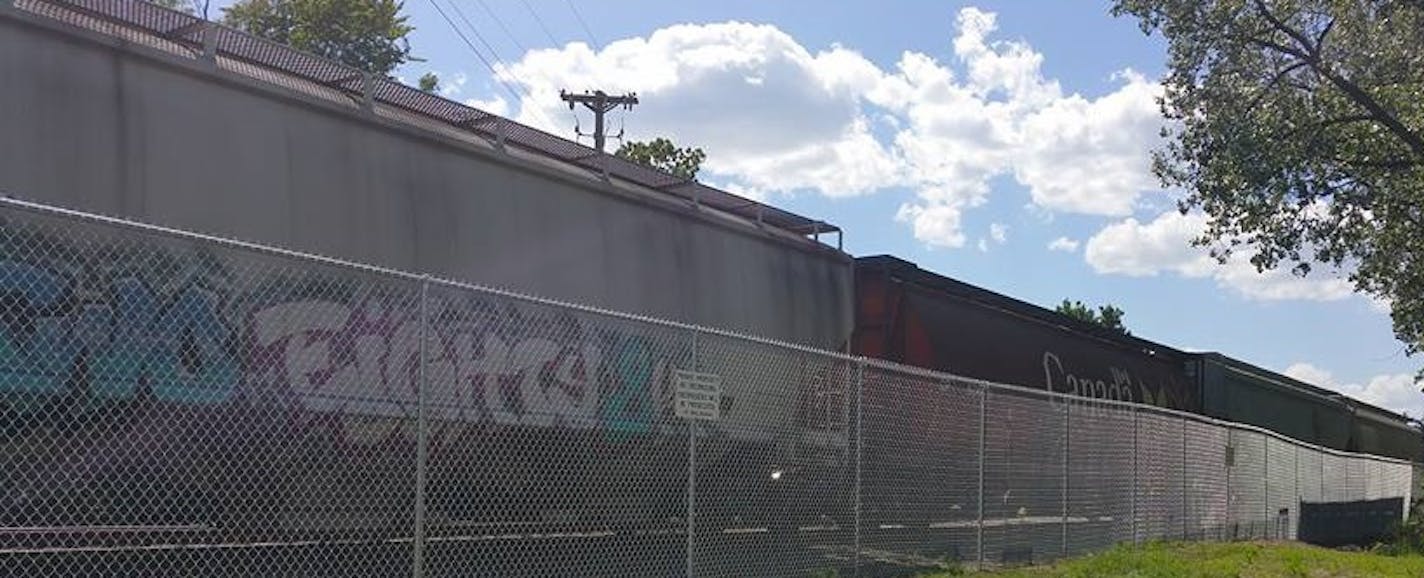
[1313,15,1335,48]
[1272,113,1374,142]
[1253,0,1323,57]
[1250,0,1424,159]
[1247,60,1311,110]
[1315,67,1424,158]
[1246,36,1310,60]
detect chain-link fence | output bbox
[0,196,1413,577]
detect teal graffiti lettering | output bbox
[88,277,159,400]
[0,261,76,396]
[149,286,238,404]
[601,335,653,434]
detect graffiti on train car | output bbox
[250,293,686,446]
[0,232,702,444]
[0,256,239,408]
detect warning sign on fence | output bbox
[674,369,722,421]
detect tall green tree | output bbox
[615,138,707,181]
[1112,1,1424,368]
[1055,299,1132,335]
[222,0,415,76]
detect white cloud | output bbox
[502,22,903,199]
[977,238,989,252]
[1013,70,1164,215]
[490,8,1166,247]
[440,72,468,98]
[464,95,510,117]
[1085,211,1355,302]
[1284,363,1424,418]
[1284,362,1336,389]
[989,223,1008,244]
[1047,237,1079,252]
[1084,212,1214,277]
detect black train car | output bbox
[853,255,1421,462]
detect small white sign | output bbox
[674,369,722,421]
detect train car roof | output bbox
[16,0,843,250]
[1198,352,1417,427]
[856,255,1192,362]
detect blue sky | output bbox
[211,0,1422,415]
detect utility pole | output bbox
[560,89,638,152]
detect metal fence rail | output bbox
[0,196,1412,577]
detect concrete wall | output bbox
[0,10,853,349]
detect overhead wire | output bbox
[425,0,555,129]
[472,0,532,60]
[517,0,561,48]
[563,0,601,49]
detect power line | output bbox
[517,0,561,47]
[446,0,512,75]
[442,0,555,128]
[425,0,552,128]
[563,0,601,48]
[473,0,531,58]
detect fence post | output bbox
[1320,451,1326,502]
[686,328,698,578]
[1131,407,1138,545]
[1225,432,1232,541]
[1262,436,1269,538]
[977,386,986,569]
[412,275,430,578]
[1061,399,1069,557]
[853,359,864,577]
[1182,417,1188,541]
[1292,444,1300,540]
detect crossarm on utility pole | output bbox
[561,89,638,152]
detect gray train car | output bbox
[0,0,852,351]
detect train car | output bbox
[853,255,1421,463]
[0,200,855,576]
[1190,354,1421,461]
[0,0,854,353]
[853,255,1200,410]
[0,4,857,573]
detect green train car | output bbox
[1190,353,1422,462]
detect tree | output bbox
[615,138,707,181]
[1055,299,1131,335]
[222,0,415,76]
[418,72,440,94]
[1111,1,1424,367]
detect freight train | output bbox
[852,255,1422,462]
[1,2,1420,573]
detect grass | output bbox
[920,541,1424,577]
